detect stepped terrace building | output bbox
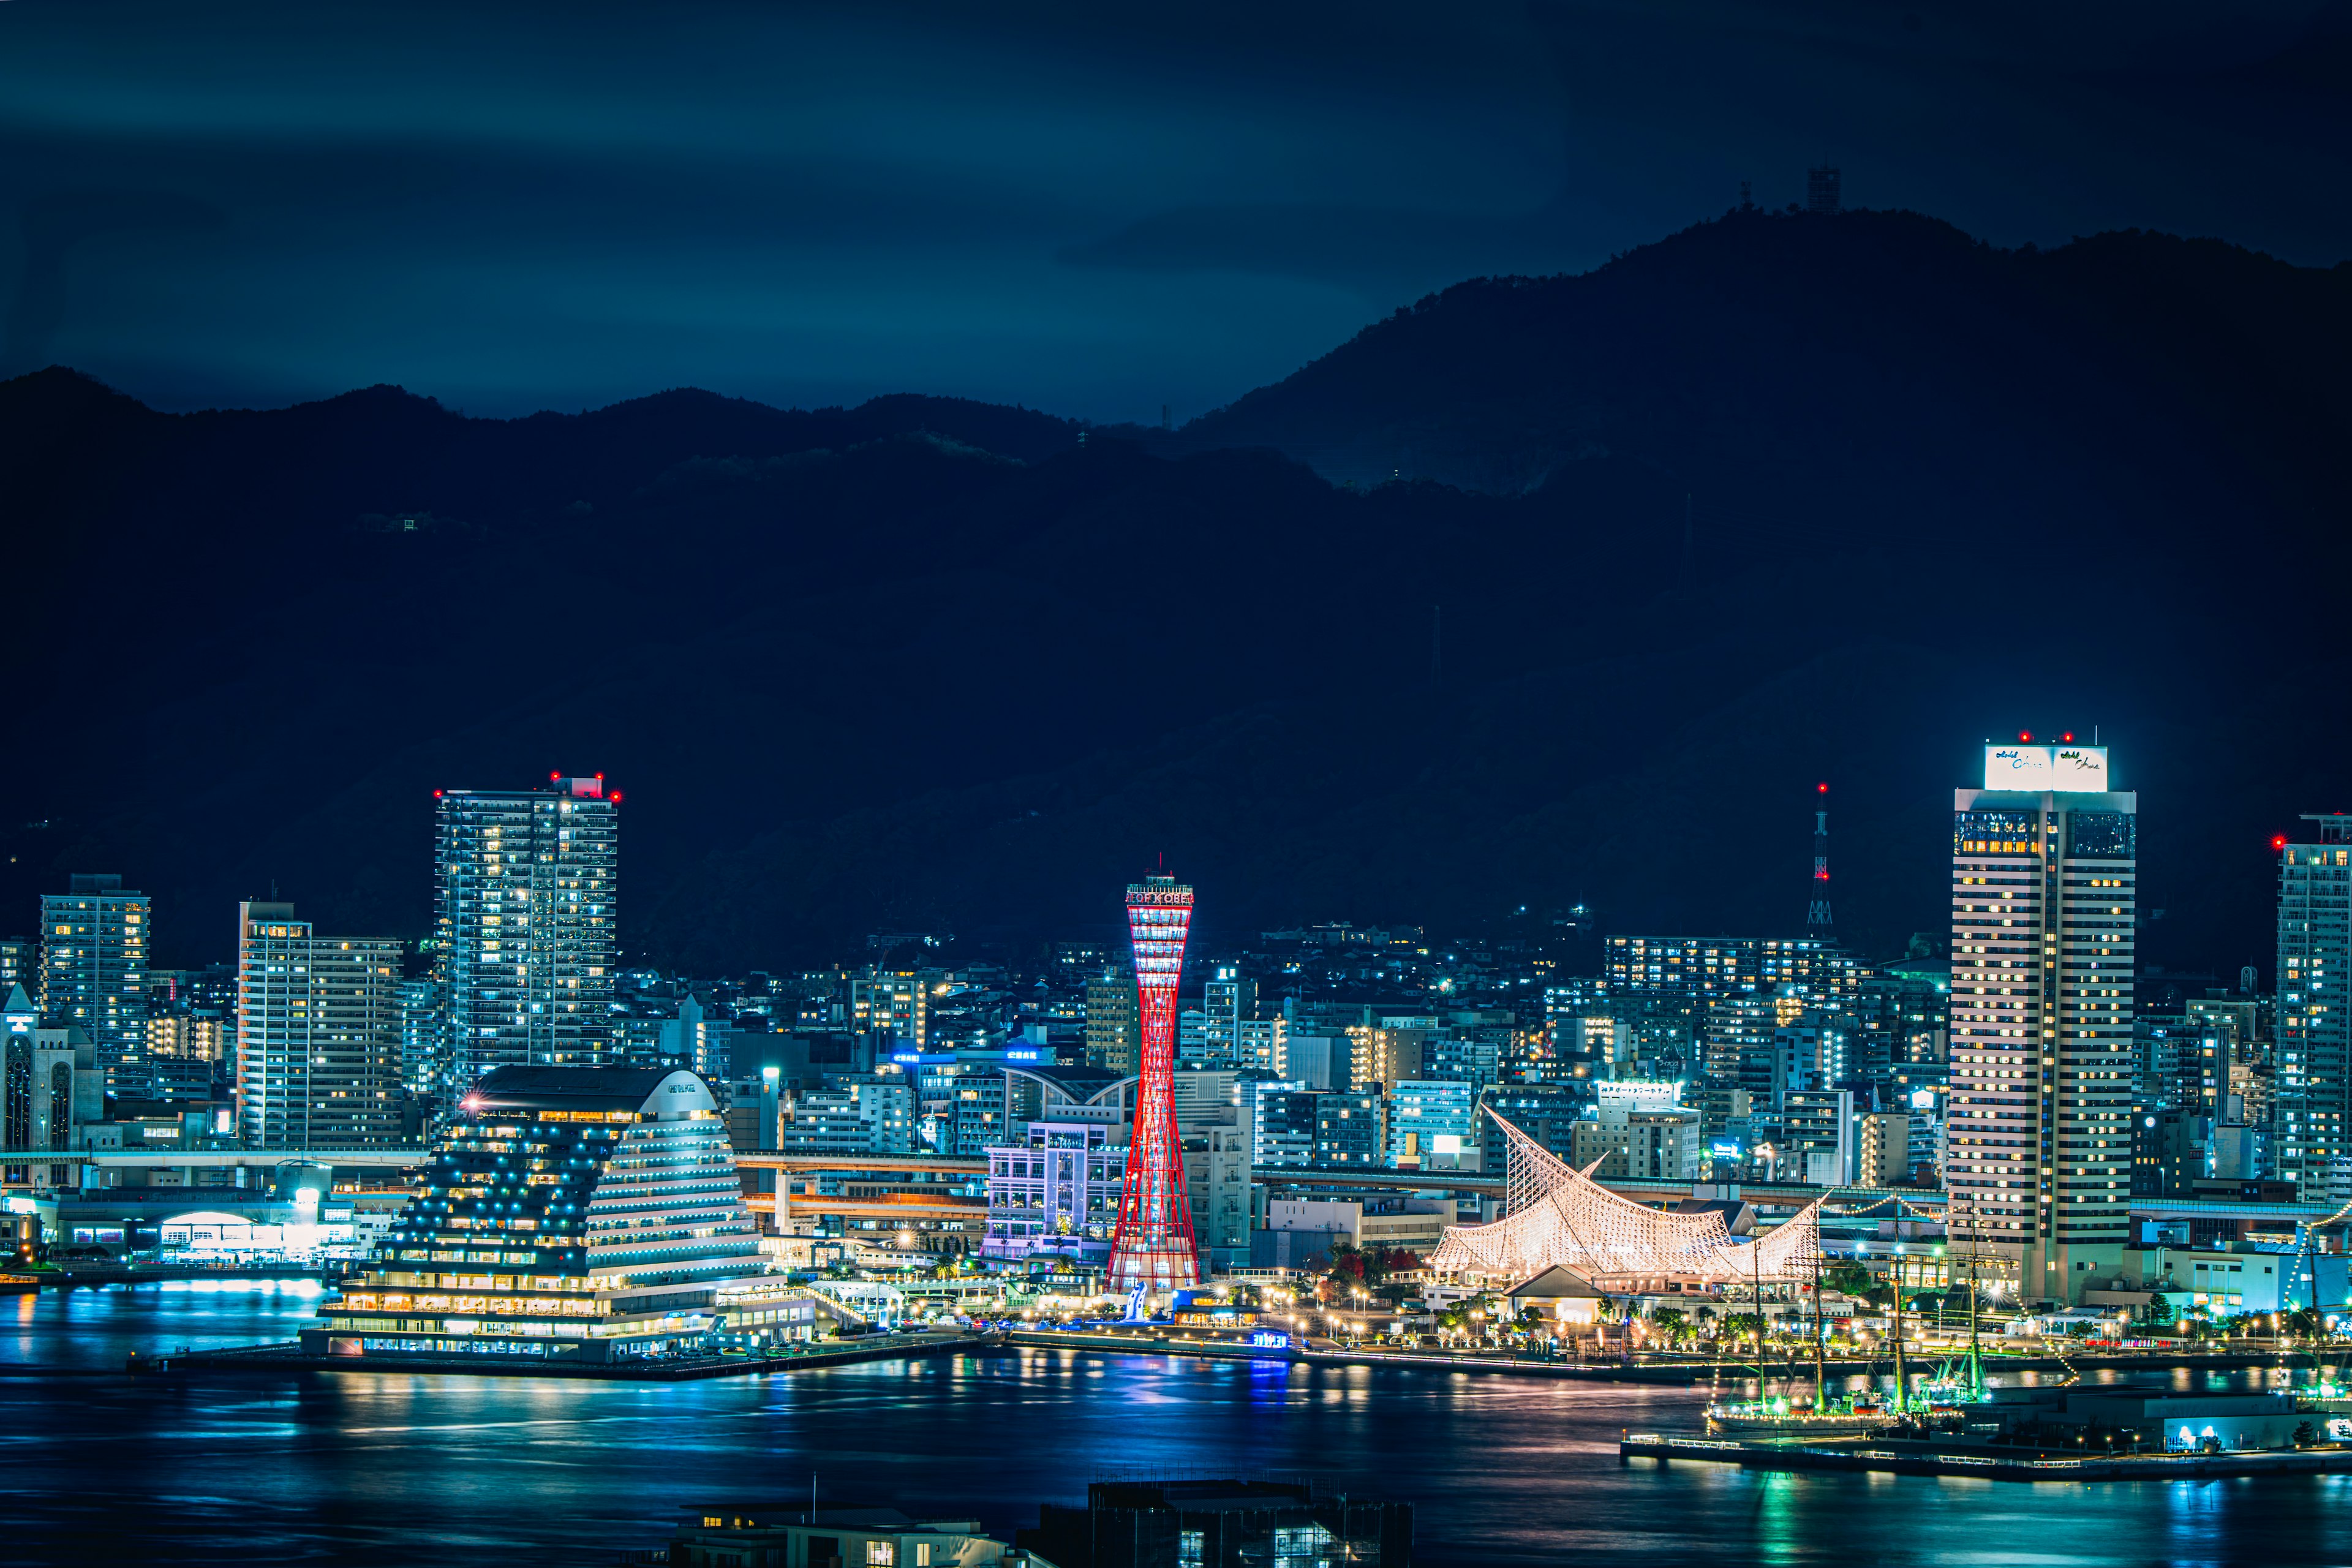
[308,1066,765,1363]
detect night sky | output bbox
[6,0,2348,421]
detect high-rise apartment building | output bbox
[1386,1079,1477,1167]
[1569,1104,1702,1180]
[1856,1110,1912,1187]
[1605,936,1859,1014]
[399,978,444,1096]
[2276,815,2352,1196]
[39,873,151,1088]
[1945,740,2136,1302]
[236,902,405,1147]
[1179,969,1257,1070]
[849,970,927,1046]
[1084,971,1140,1074]
[1350,1024,1433,1091]
[434,777,619,1090]
[1313,1091,1383,1164]
[1251,1080,1315,1167]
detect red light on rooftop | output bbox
[2018,730,2033,742]
[550,772,562,782]
[2062,731,2075,742]
[432,790,443,798]
[611,791,623,803]
[2274,835,2290,851]
[594,772,604,780]
[1815,782,1828,794]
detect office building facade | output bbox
[1945,741,2136,1300]
[982,1119,1126,1264]
[434,777,619,1090]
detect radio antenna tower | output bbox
[1107,874,1200,1291]
[1807,782,1833,938]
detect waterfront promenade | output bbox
[1005,1326,2335,1385]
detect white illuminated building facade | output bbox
[1945,739,2135,1302]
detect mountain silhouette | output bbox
[4,206,2346,976]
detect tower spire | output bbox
[1807,782,1833,938]
[1106,873,1200,1291]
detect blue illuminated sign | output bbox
[1248,1331,1290,1350]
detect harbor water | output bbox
[2,1284,2349,1566]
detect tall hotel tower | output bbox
[2276,815,2352,1197]
[434,776,620,1093]
[1947,739,2135,1302]
[1107,875,1199,1291]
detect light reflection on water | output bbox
[0,1287,2343,1566]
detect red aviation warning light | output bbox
[1106,873,1200,1292]
[2275,835,2290,851]
[2018,730,2033,742]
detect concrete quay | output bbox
[128,1327,992,1381]
[1619,1431,2352,1482]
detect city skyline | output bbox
[10,6,2351,1555]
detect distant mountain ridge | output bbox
[1150,209,2351,508]
[4,208,2348,974]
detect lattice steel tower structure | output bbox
[1107,875,1199,1290]
[1807,782,1833,937]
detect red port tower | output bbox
[1107,874,1200,1291]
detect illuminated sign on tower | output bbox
[1106,875,1199,1291]
[1982,741,2109,791]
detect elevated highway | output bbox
[0,1147,425,1169]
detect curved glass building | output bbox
[311,1066,766,1363]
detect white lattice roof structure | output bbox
[1428,1107,1821,1287]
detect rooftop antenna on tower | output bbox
[1807,782,1833,940]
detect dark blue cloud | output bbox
[3,0,2345,419]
